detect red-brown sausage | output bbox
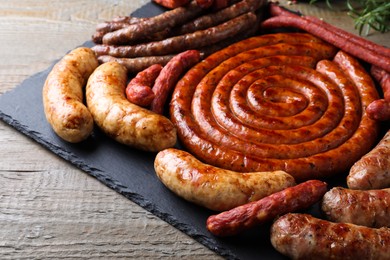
[347,130,390,190]
[321,187,390,228]
[261,7,390,73]
[170,33,379,181]
[367,66,390,121]
[126,64,163,107]
[206,180,327,237]
[366,100,390,121]
[270,213,390,260]
[150,50,201,114]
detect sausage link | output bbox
[150,50,201,114]
[176,0,266,35]
[92,12,258,58]
[42,47,98,143]
[125,64,162,107]
[206,180,327,236]
[366,100,390,121]
[321,187,390,228]
[102,0,204,45]
[154,148,296,211]
[170,33,379,181]
[371,65,390,101]
[367,66,390,121]
[347,130,390,189]
[97,55,175,74]
[85,61,176,152]
[270,213,390,260]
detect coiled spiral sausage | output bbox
[170,33,380,181]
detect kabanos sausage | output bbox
[92,12,258,58]
[206,180,327,237]
[102,0,203,45]
[321,187,390,228]
[85,61,177,152]
[150,50,201,114]
[125,64,162,107]
[153,148,296,212]
[270,213,390,260]
[347,130,390,190]
[42,47,98,143]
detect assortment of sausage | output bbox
[41,0,390,258]
[91,0,267,74]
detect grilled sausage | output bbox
[85,61,176,152]
[347,130,390,190]
[42,47,98,143]
[126,64,162,107]
[102,0,203,45]
[154,148,296,211]
[270,213,390,260]
[97,55,175,74]
[321,187,390,228]
[170,33,379,181]
[93,12,257,58]
[150,50,201,114]
[206,180,327,236]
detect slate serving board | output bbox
[0,2,357,260]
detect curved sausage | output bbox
[154,148,296,211]
[170,32,379,181]
[347,130,390,190]
[321,187,390,228]
[42,47,98,143]
[270,213,390,260]
[150,50,201,114]
[85,61,177,152]
[206,180,327,236]
[126,64,162,107]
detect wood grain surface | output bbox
[0,0,388,259]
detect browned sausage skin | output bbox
[42,47,98,143]
[86,62,177,152]
[347,130,390,190]
[154,148,295,211]
[206,180,327,237]
[271,213,390,260]
[170,33,380,181]
[321,187,390,228]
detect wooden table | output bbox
[0,1,388,259]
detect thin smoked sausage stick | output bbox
[93,12,258,58]
[261,4,390,72]
[102,0,204,45]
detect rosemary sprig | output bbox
[309,0,390,35]
[347,0,390,34]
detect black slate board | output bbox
[0,2,347,260]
